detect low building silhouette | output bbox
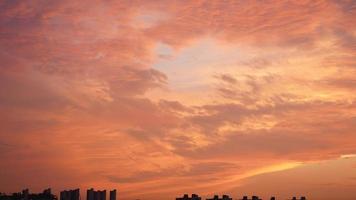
[291,197,306,200]
[206,195,232,200]
[240,196,261,200]
[252,196,261,200]
[176,194,201,200]
[0,189,56,200]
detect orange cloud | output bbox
[0,1,355,200]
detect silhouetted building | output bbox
[191,194,200,200]
[252,196,261,200]
[239,196,261,200]
[270,197,275,200]
[35,189,55,200]
[206,195,232,200]
[60,189,79,200]
[87,189,94,200]
[100,191,106,200]
[86,189,106,200]
[176,194,201,200]
[22,189,29,200]
[0,189,56,200]
[221,195,231,200]
[109,190,116,200]
[291,197,306,200]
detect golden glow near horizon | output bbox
[0,1,355,200]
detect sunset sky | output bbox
[0,1,355,200]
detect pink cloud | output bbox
[0,1,355,200]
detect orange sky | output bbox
[0,1,355,200]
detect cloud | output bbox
[0,1,355,200]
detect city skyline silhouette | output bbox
[0,189,307,200]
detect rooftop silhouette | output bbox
[291,197,306,200]
[0,189,117,200]
[0,189,308,200]
[60,189,79,200]
[87,188,116,200]
[176,194,201,200]
[0,189,56,200]
[206,195,232,200]
[240,196,262,200]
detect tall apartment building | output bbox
[60,189,79,200]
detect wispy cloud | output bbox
[0,1,355,200]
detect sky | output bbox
[0,0,355,200]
